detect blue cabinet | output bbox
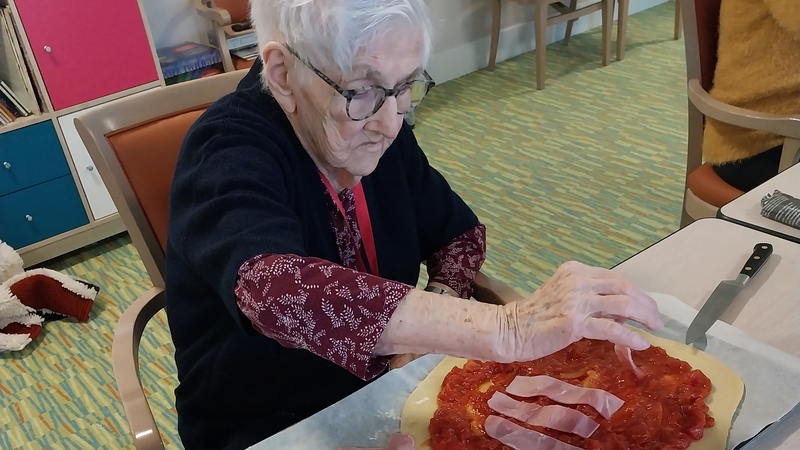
[0,175,89,249]
[0,121,70,197]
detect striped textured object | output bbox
[0,3,687,448]
[761,190,800,229]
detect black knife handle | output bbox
[739,243,773,279]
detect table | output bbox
[614,218,800,450]
[255,219,800,450]
[718,164,800,243]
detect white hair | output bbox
[249,0,433,80]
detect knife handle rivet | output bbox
[753,256,761,260]
[761,245,769,249]
[745,266,752,271]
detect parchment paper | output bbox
[250,293,800,449]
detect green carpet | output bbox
[0,3,686,448]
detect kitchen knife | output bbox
[685,243,773,345]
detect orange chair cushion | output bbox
[687,163,745,208]
[106,106,211,251]
[215,0,249,25]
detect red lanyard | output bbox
[319,173,379,276]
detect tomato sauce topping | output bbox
[429,339,714,450]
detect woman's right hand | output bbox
[493,261,664,363]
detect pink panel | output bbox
[15,0,159,110]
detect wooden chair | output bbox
[615,0,682,61]
[74,71,247,449]
[194,0,255,72]
[488,0,614,90]
[679,0,800,227]
[74,70,523,448]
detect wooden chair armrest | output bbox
[193,0,231,26]
[472,272,525,305]
[779,138,800,172]
[111,287,167,450]
[688,79,800,139]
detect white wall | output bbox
[427,0,669,83]
[139,0,670,81]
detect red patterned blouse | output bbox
[235,185,486,379]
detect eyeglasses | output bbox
[285,44,435,121]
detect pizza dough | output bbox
[400,329,745,450]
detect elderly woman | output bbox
[166,0,662,448]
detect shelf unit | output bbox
[0,0,165,267]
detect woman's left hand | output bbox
[389,353,423,369]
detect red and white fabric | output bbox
[0,242,98,352]
[235,254,412,379]
[235,185,486,378]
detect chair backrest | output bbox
[680,0,723,205]
[74,71,246,449]
[213,0,250,25]
[75,71,246,288]
[683,0,722,91]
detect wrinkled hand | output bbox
[496,261,663,362]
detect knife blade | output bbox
[685,243,773,345]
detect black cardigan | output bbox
[165,62,479,449]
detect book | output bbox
[0,100,13,123]
[0,87,23,118]
[207,30,257,52]
[157,41,222,79]
[231,45,258,61]
[163,65,223,86]
[0,7,41,116]
[1,80,30,116]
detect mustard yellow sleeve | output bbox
[762,0,800,39]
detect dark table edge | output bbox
[717,208,800,244]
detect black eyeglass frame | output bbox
[284,44,435,121]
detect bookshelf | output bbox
[0,0,165,266]
[0,113,47,133]
[0,3,39,130]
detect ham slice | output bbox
[484,415,584,450]
[339,433,415,450]
[614,344,645,378]
[505,375,624,419]
[488,391,599,438]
